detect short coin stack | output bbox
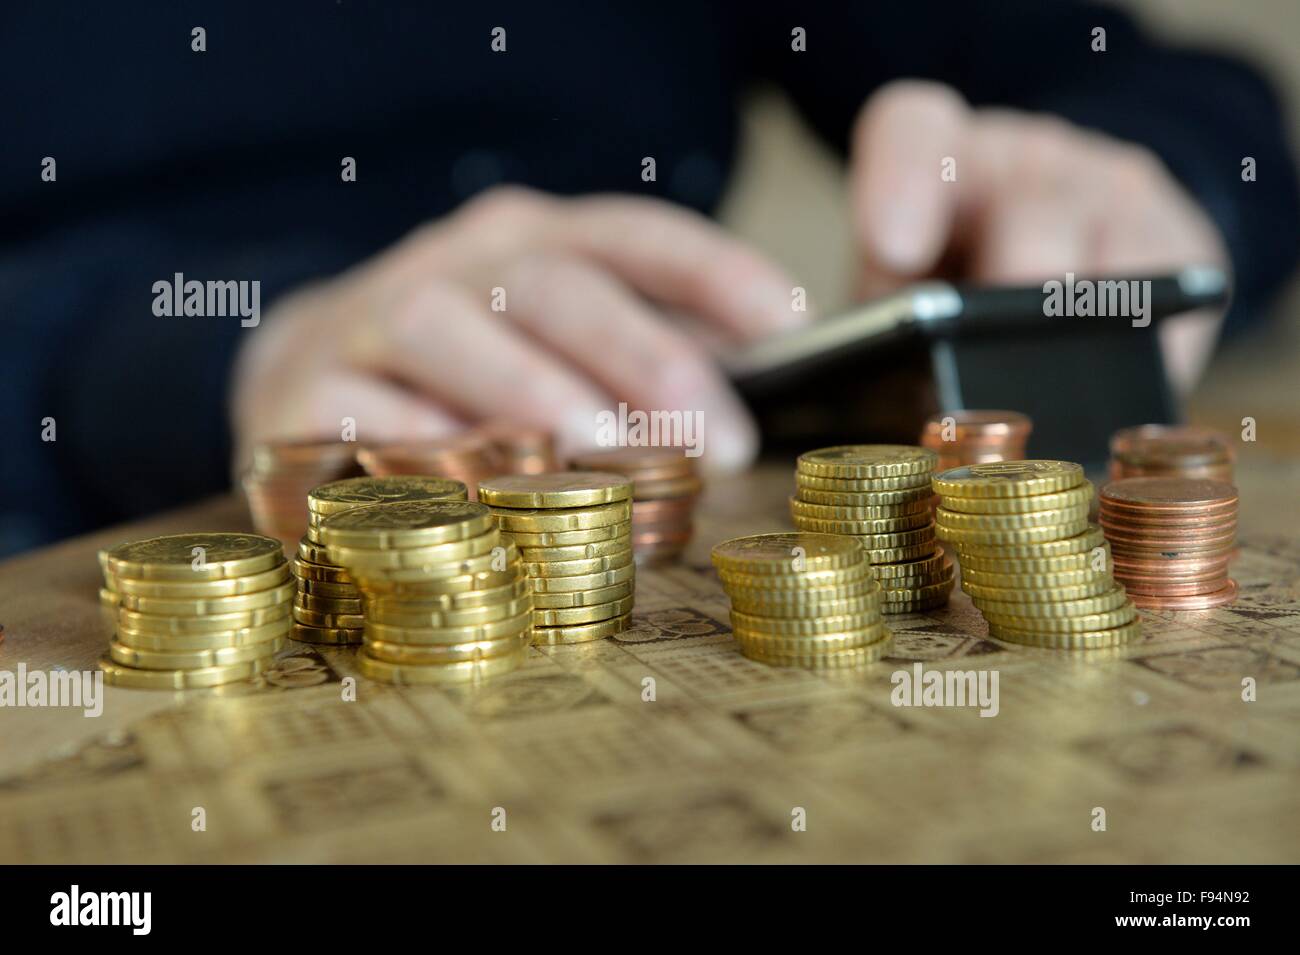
[1099,477,1238,610]
[932,461,1139,649]
[478,473,635,644]
[293,476,468,646]
[1109,425,1234,483]
[243,439,362,547]
[320,500,533,685]
[567,448,702,563]
[98,533,291,688]
[791,445,952,613]
[920,410,1033,471]
[358,435,504,500]
[712,532,892,669]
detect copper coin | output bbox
[1109,424,1232,461]
[1100,477,1237,510]
[632,476,705,499]
[631,527,693,547]
[632,498,697,521]
[1112,559,1230,581]
[1101,523,1237,544]
[567,446,696,484]
[1099,508,1238,530]
[921,410,1032,440]
[1120,578,1230,597]
[474,420,558,474]
[1127,578,1238,610]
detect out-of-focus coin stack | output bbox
[293,476,468,645]
[1109,424,1234,483]
[933,461,1139,649]
[920,410,1033,471]
[358,433,503,500]
[790,445,953,613]
[477,420,560,474]
[97,533,291,688]
[478,473,635,645]
[712,532,892,669]
[1099,477,1238,610]
[320,500,533,684]
[566,448,701,564]
[243,440,363,548]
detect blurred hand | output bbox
[849,79,1230,395]
[232,187,808,474]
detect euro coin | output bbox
[319,500,493,549]
[972,586,1129,619]
[308,475,467,516]
[116,579,295,616]
[111,560,291,598]
[789,497,930,521]
[297,578,363,598]
[365,631,531,665]
[526,562,635,593]
[532,594,635,626]
[490,500,632,533]
[932,460,1085,498]
[722,576,879,608]
[523,549,634,578]
[983,602,1138,633]
[116,601,291,636]
[115,617,290,652]
[717,561,874,591]
[366,593,532,629]
[986,619,1141,650]
[294,591,363,613]
[99,654,271,689]
[862,542,938,564]
[500,523,626,547]
[291,624,363,645]
[531,613,632,645]
[962,578,1114,603]
[868,547,948,580]
[477,472,632,508]
[108,636,285,670]
[362,610,534,645]
[1126,578,1238,610]
[937,518,1090,545]
[105,533,284,582]
[711,532,865,576]
[531,580,633,608]
[328,528,500,570]
[297,536,333,564]
[959,566,1112,589]
[957,546,1110,574]
[740,632,893,668]
[730,592,880,619]
[292,606,366,629]
[796,445,937,479]
[727,609,883,635]
[953,524,1105,559]
[731,622,888,655]
[363,576,527,611]
[793,485,933,507]
[290,558,352,583]
[357,650,525,685]
[935,503,1089,531]
[516,534,632,562]
[790,510,932,535]
[795,472,933,492]
[937,482,1093,514]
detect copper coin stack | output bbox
[1099,477,1239,610]
[476,420,560,475]
[243,440,362,548]
[358,433,504,500]
[567,448,701,563]
[1109,425,1234,483]
[920,410,1033,471]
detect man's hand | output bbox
[849,80,1230,394]
[231,188,807,474]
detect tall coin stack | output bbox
[932,461,1139,649]
[712,532,892,669]
[1109,425,1234,483]
[566,448,701,564]
[790,446,953,613]
[98,534,291,688]
[1099,477,1239,610]
[320,500,533,685]
[243,440,363,547]
[478,473,635,645]
[293,476,468,645]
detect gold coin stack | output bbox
[478,473,635,645]
[712,532,892,669]
[97,533,291,688]
[932,461,1140,649]
[320,500,533,685]
[791,445,953,613]
[294,476,468,645]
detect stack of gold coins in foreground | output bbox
[243,439,362,546]
[478,473,635,645]
[1109,424,1234,483]
[713,532,892,669]
[320,500,532,685]
[98,533,291,688]
[933,461,1139,649]
[293,476,468,646]
[1099,477,1238,610]
[791,446,952,613]
[566,448,702,563]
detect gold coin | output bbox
[878,560,955,591]
[308,475,467,516]
[357,649,526,685]
[881,578,953,603]
[730,591,880,618]
[290,624,363,645]
[319,500,493,549]
[297,536,334,564]
[936,518,1090,546]
[793,485,933,507]
[986,619,1142,650]
[367,593,533,629]
[794,518,937,549]
[365,630,531,665]
[863,542,938,564]
[294,591,363,613]
[292,606,366,629]
[531,613,632,645]
[477,472,632,508]
[721,575,878,605]
[105,533,284,582]
[367,575,527,609]
[960,565,1112,589]
[108,636,284,671]
[740,632,893,668]
[362,610,533,645]
[116,617,290,652]
[957,545,1110,574]
[527,562,635,594]
[717,560,873,591]
[796,445,936,479]
[733,622,889,655]
[297,577,363,598]
[516,534,632,562]
[867,547,947,579]
[932,460,1084,498]
[290,557,353,583]
[352,544,520,587]
[796,472,933,492]
[328,528,500,570]
[532,594,635,626]
[99,654,271,689]
[523,548,634,578]
[99,586,119,608]
[978,590,1132,622]
[116,601,291,636]
[491,500,631,533]
[712,532,865,576]
[531,580,634,609]
[116,579,295,616]
[788,506,931,535]
[935,503,1089,531]
[936,482,1093,514]
[962,578,1115,603]
[953,524,1105,559]
[500,522,628,547]
[881,592,952,614]
[110,560,290,598]
[788,497,930,520]
[729,609,882,635]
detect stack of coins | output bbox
[1099,477,1238,610]
[293,476,468,645]
[320,500,533,684]
[920,410,1032,472]
[932,461,1139,649]
[358,434,503,500]
[243,440,362,547]
[790,446,953,613]
[1109,425,1234,483]
[712,532,892,669]
[478,473,635,645]
[477,420,559,474]
[97,533,291,688]
[566,448,702,563]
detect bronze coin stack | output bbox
[477,420,560,475]
[1099,477,1239,610]
[1109,425,1234,483]
[358,434,504,500]
[567,448,701,563]
[243,439,362,548]
[293,476,469,645]
[920,410,1033,471]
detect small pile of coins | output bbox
[1109,425,1234,483]
[243,440,362,546]
[320,500,533,684]
[97,533,291,688]
[920,410,1032,472]
[358,435,503,500]
[790,445,952,613]
[1099,477,1239,610]
[713,532,892,669]
[293,476,468,645]
[478,473,635,645]
[933,461,1139,649]
[567,448,702,563]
